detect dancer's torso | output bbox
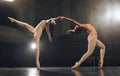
[81,24,97,36]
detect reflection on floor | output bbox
[0,67,119,76]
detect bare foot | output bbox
[72,62,80,69]
[37,67,40,70]
[8,17,15,22]
[99,61,103,69]
[72,69,79,73]
[36,60,40,70]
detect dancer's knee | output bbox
[85,51,93,57]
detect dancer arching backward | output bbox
[8,17,57,70]
[57,16,105,69]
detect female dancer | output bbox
[8,17,57,70]
[57,16,105,69]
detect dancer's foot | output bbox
[36,60,40,70]
[37,67,40,70]
[8,17,15,22]
[72,69,79,73]
[72,62,80,69]
[98,61,103,69]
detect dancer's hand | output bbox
[57,16,65,20]
[48,37,53,42]
[67,29,75,34]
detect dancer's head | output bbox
[48,18,57,25]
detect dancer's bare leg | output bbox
[96,39,105,68]
[34,31,42,70]
[72,35,97,69]
[8,17,34,33]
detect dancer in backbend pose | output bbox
[8,17,57,70]
[57,16,105,69]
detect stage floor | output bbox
[0,67,119,76]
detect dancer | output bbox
[8,17,57,70]
[57,16,105,69]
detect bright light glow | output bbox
[113,9,120,20]
[27,68,40,76]
[5,0,14,2]
[104,3,120,23]
[31,42,36,50]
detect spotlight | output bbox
[104,3,120,23]
[27,68,40,76]
[31,42,36,50]
[5,0,14,2]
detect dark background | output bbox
[0,0,120,67]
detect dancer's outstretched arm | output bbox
[8,17,34,33]
[67,25,79,33]
[57,16,82,27]
[46,25,52,42]
[45,18,58,42]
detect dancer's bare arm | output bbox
[47,17,59,25]
[45,18,59,42]
[47,18,59,22]
[57,16,82,27]
[67,25,79,33]
[46,25,52,42]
